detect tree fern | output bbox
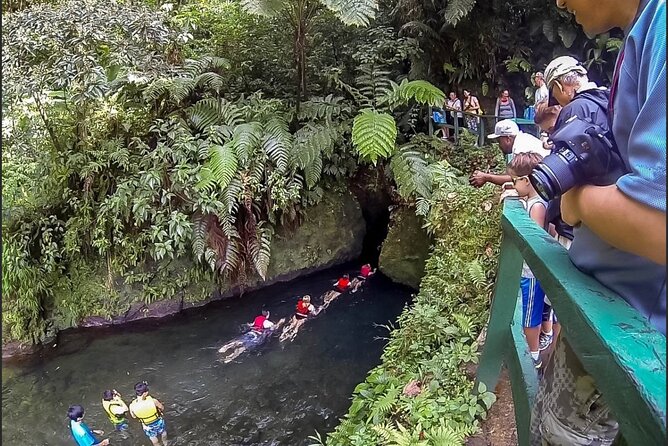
[304,151,323,189]
[262,117,293,173]
[249,223,273,279]
[298,94,350,122]
[230,122,263,164]
[355,65,394,109]
[240,0,286,17]
[382,79,446,108]
[207,143,238,190]
[443,0,477,26]
[352,110,397,164]
[389,146,432,199]
[320,0,378,26]
[192,214,207,261]
[425,423,474,445]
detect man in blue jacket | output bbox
[530,0,666,444]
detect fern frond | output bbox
[304,151,323,189]
[298,95,351,122]
[207,143,239,190]
[192,214,207,261]
[195,72,224,93]
[381,79,446,108]
[352,110,397,164]
[249,223,273,279]
[320,0,378,26]
[231,122,263,165]
[390,145,433,199]
[240,0,285,17]
[443,0,477,26]
[262,117,293,173]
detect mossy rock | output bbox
[379,207,432,289]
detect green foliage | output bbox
[325,183,502,445]
[352,110,397,164]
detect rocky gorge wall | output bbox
[2,190,366,358]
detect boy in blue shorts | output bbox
[507,152,549,369]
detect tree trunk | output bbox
[293,0,308,125]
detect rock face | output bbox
[2,190,367,358]
[378,206,432,289]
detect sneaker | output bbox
[533,356,543,369]
[539,332,553,351]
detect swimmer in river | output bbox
[129,381,168,446]
[333,274,352,292]
[67,404,110,446]
[101,389,129,431]
[218,310,285,363]
[279,295,319,342]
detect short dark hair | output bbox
[135,381,149,396]
[103,390,114,401]
[343,274,349,278]
[67,405,85,421]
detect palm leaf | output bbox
[207,143,239,190]
[240,0,285,16]
[443,0,477,26]
[231,122,263,165]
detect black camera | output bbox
[529,115,627,201]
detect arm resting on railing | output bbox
[561,184,666,265]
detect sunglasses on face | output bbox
[511,175,529,185]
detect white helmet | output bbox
[544,56,588,88]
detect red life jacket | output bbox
[296,300,310,316]
[252,315,267,331]
[360,265,371,277]
[337,278,350,289]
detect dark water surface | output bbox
[2,264,412,445]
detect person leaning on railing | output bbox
[529,0,666,445]
[469,119,550,189]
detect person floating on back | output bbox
[102,389,129,431]
[295,295,318,319]
[334,274,351,292]
[67,404,109,446]
[129,381,168,446]
[218,310,285,362]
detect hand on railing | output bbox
[499,182,519,203]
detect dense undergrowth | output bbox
[318,180,503,445]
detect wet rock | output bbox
[379,206,432,289]
[2,341,38,359]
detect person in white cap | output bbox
[543,55,605,108]
[533,71,549,105]
[469,119,549,188]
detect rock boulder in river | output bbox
[378,206,432,289]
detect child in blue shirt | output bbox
[68,405,109,446]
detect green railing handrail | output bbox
[427,106,540,147]
[475,198,666,445]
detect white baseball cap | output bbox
[544,56,588,88]
[487,119,519,139]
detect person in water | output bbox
[334,274,351,292]
[358,264,376,279]
[295,295,317,319]
[129,381,168,446]
[219,310,284,362]
[102,389,129,431]
[67,404,109,446]
[249,309,275,333]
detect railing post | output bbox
[454,114,459,144]
[478,117,485,147]
[475,218,523,392]
[428,105,434,137]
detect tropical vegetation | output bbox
[3,0,621,442]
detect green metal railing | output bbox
[475,198,666,445]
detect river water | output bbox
[2,265,412,445]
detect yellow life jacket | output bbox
[102,399,127,424]
[130,395,160,425]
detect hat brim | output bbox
[487,134,501,139]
